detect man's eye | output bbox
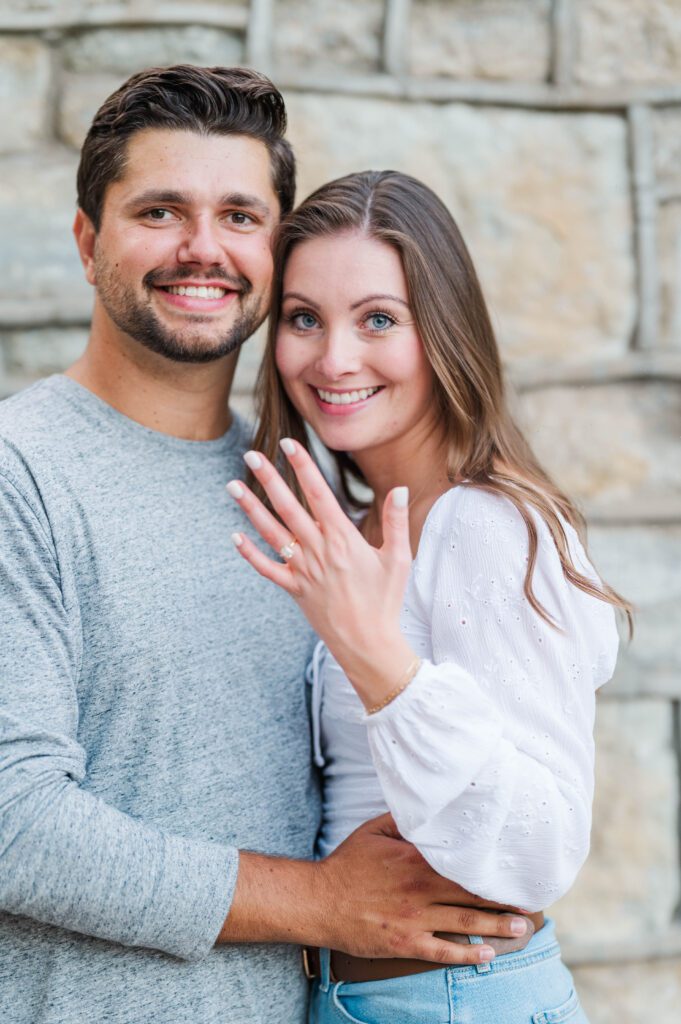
[365,312,395,331]
[146,208,173,221]
[227,212,254,226]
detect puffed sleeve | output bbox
[365,486,619,910]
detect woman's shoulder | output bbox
[417,482,592,587]
[414,484,618,678]
[420,483,540,552]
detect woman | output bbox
[226,171,629,1024]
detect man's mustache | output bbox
[143,267,252,294]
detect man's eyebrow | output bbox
[124,189,190,210]
[281,291,321,309]
[219,192,272,217]
[350,293,410,310]
[123,190,272,216]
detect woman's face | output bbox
[275,231,438,463]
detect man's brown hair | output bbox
[77,64,295,229]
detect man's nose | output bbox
[314,330,362,381]
[177,217,226,266]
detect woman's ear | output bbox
[73,208,97,286]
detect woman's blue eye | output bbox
[293,313,319,330]
[366,313,394,330]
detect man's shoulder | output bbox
[0,376,78,490]
[0,375,71,438]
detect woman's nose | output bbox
[314,332,362,381]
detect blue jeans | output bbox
[309,918,588,1024]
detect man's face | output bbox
[88,128,280,363]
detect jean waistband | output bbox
[316,918,560,992]
[444,916,560,980]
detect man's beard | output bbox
[94,258,265,364]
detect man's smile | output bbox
[148,274,245,315]
[165,284,228,299]
[152,284,240,314]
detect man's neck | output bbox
[66,325,239,442]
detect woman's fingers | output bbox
[278,439,352,534]
[226,479,297,559]
[243,450,321,550]
[381,486,413,565]
[231,532,294,591]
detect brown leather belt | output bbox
[303,911,544,984]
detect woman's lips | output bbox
[309,384,384,416]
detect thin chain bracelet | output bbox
[366,656,422,716]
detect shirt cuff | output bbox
[133,833,238,961]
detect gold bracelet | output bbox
[366,656,422,716]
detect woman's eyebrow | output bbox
[281,292,321,309]
[350,293,410,309]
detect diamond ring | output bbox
[279,538,298,561]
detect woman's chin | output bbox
[315,427,366,456]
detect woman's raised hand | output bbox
[227,439,417,708]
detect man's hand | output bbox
[218,814,532,965]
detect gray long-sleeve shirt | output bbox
[0,375,321,1024]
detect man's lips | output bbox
[152,282,240,313]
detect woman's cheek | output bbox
[275,334,305,385]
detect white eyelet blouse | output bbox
[309,485,619,912]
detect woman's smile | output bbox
[310,383,385,415]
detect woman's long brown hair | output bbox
[252,170,632,632]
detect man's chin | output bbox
[136,335,245,364]
[127,309,262,364]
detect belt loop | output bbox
[319,947,332,992]
[468,935,492,974]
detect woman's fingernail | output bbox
[280,438,296,457]
[231,533,243,547]
[244,451,262,471]
[510,918,527,935]
[479,946,495,962]
[392,486,409,508]
[226,481,244,499]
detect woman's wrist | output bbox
[340,635,420,711]
[366,655,422,715]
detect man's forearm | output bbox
[218,851,326,946]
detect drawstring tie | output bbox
[306,640,327,768]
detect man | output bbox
[0,66,529,1023]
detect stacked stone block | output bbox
[0,2,679,1018]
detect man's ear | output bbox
[73,208,97,286]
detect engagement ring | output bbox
[279,538,298,561]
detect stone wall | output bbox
[1,1,679,1018]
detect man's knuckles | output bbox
[455,908,478,933]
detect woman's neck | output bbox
[355,434,454,554]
